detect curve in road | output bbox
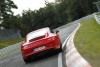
[0,23,78,67]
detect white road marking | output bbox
[58,53,63,67]
[62,33,71,49]
[0,55,20,64]
[64,23,92,67]
[0,59,6,64]
[62,23,80,49]
[0,58,10,64]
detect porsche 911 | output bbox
[21,27,62,63]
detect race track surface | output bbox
[0,23,78,67]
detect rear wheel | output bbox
[57,43,62,52]
[59,43,62,52]
[24,58,30,63]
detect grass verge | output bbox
[0,38,24,49]
[74,18,100,67]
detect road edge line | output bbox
[58,53,63,67]
[62,23,80,49]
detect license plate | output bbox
[34,46,45,52]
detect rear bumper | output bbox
[29,48,60,58]
[21,35,61,60]
[22,47,60,60]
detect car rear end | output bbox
[21,34,61,61]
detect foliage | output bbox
[0,0,98,37]
[0,38,24,49]
[0,0,17,21]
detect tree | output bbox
[1,0,98,37]
[0,0,17,28]
[56,0,98,22]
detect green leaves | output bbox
[1,0,98,37]
[0,0,17,21]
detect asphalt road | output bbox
[0,23,78,67]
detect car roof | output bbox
[26,27,50,41]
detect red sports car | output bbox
[21,27,62,63]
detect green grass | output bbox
[0,38,24,49]
[74,18,100,67]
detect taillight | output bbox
[21,44,28,49]
[23,45,28,49]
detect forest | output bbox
[0,0,98,37]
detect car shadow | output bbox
[27,49,61,64]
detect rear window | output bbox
[26,27,50,41]
[29,35,45,42]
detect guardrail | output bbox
[0,41,23,58]
[93,12,100,24]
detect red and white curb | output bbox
[65,23,92,67]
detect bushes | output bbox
[1,0,98,37]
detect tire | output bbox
[57,43,62,52]
[24,58,30,63]
[59,43,62,52]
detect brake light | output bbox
[21,43,29,49]
[23,45,28,49]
